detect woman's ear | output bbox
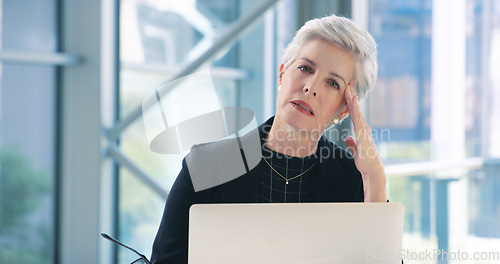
[338,104,350,120]
[278,64,284,86]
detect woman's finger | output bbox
[345,83,368,139]
[345,83,361,128]
[344,135,357,156]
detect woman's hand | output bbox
[344,82,387,202]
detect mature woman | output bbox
[151,14,386,264]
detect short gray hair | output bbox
[282,14,378,100]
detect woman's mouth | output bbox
[291,100,314,116]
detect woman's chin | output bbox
[285,117,324,135]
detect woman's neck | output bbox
[266,122,322,157]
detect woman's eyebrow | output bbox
[299,57,316,67]
[298,57,347,87]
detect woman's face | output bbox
[275,38,356,133]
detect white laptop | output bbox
[188,203,404,264]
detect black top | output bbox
[150,117,364,264]
[258,145,316,203]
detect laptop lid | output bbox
[188,203,404,264]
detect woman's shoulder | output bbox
[184,126,262,193]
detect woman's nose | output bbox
[303,82,317,97]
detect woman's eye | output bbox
[328,80,339,89]
[298,65,313,73]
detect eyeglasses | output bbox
[101,233,151,264]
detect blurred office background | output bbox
[0,0,499,263]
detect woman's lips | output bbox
[291,100,314,116]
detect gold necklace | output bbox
[261,154,316,185]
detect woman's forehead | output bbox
[294,39,355,81]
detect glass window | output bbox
[118,0,243,262]
[466,0,500,238]
[369,0,500,262]
[0,1,58,263]
[368,0,432,160]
